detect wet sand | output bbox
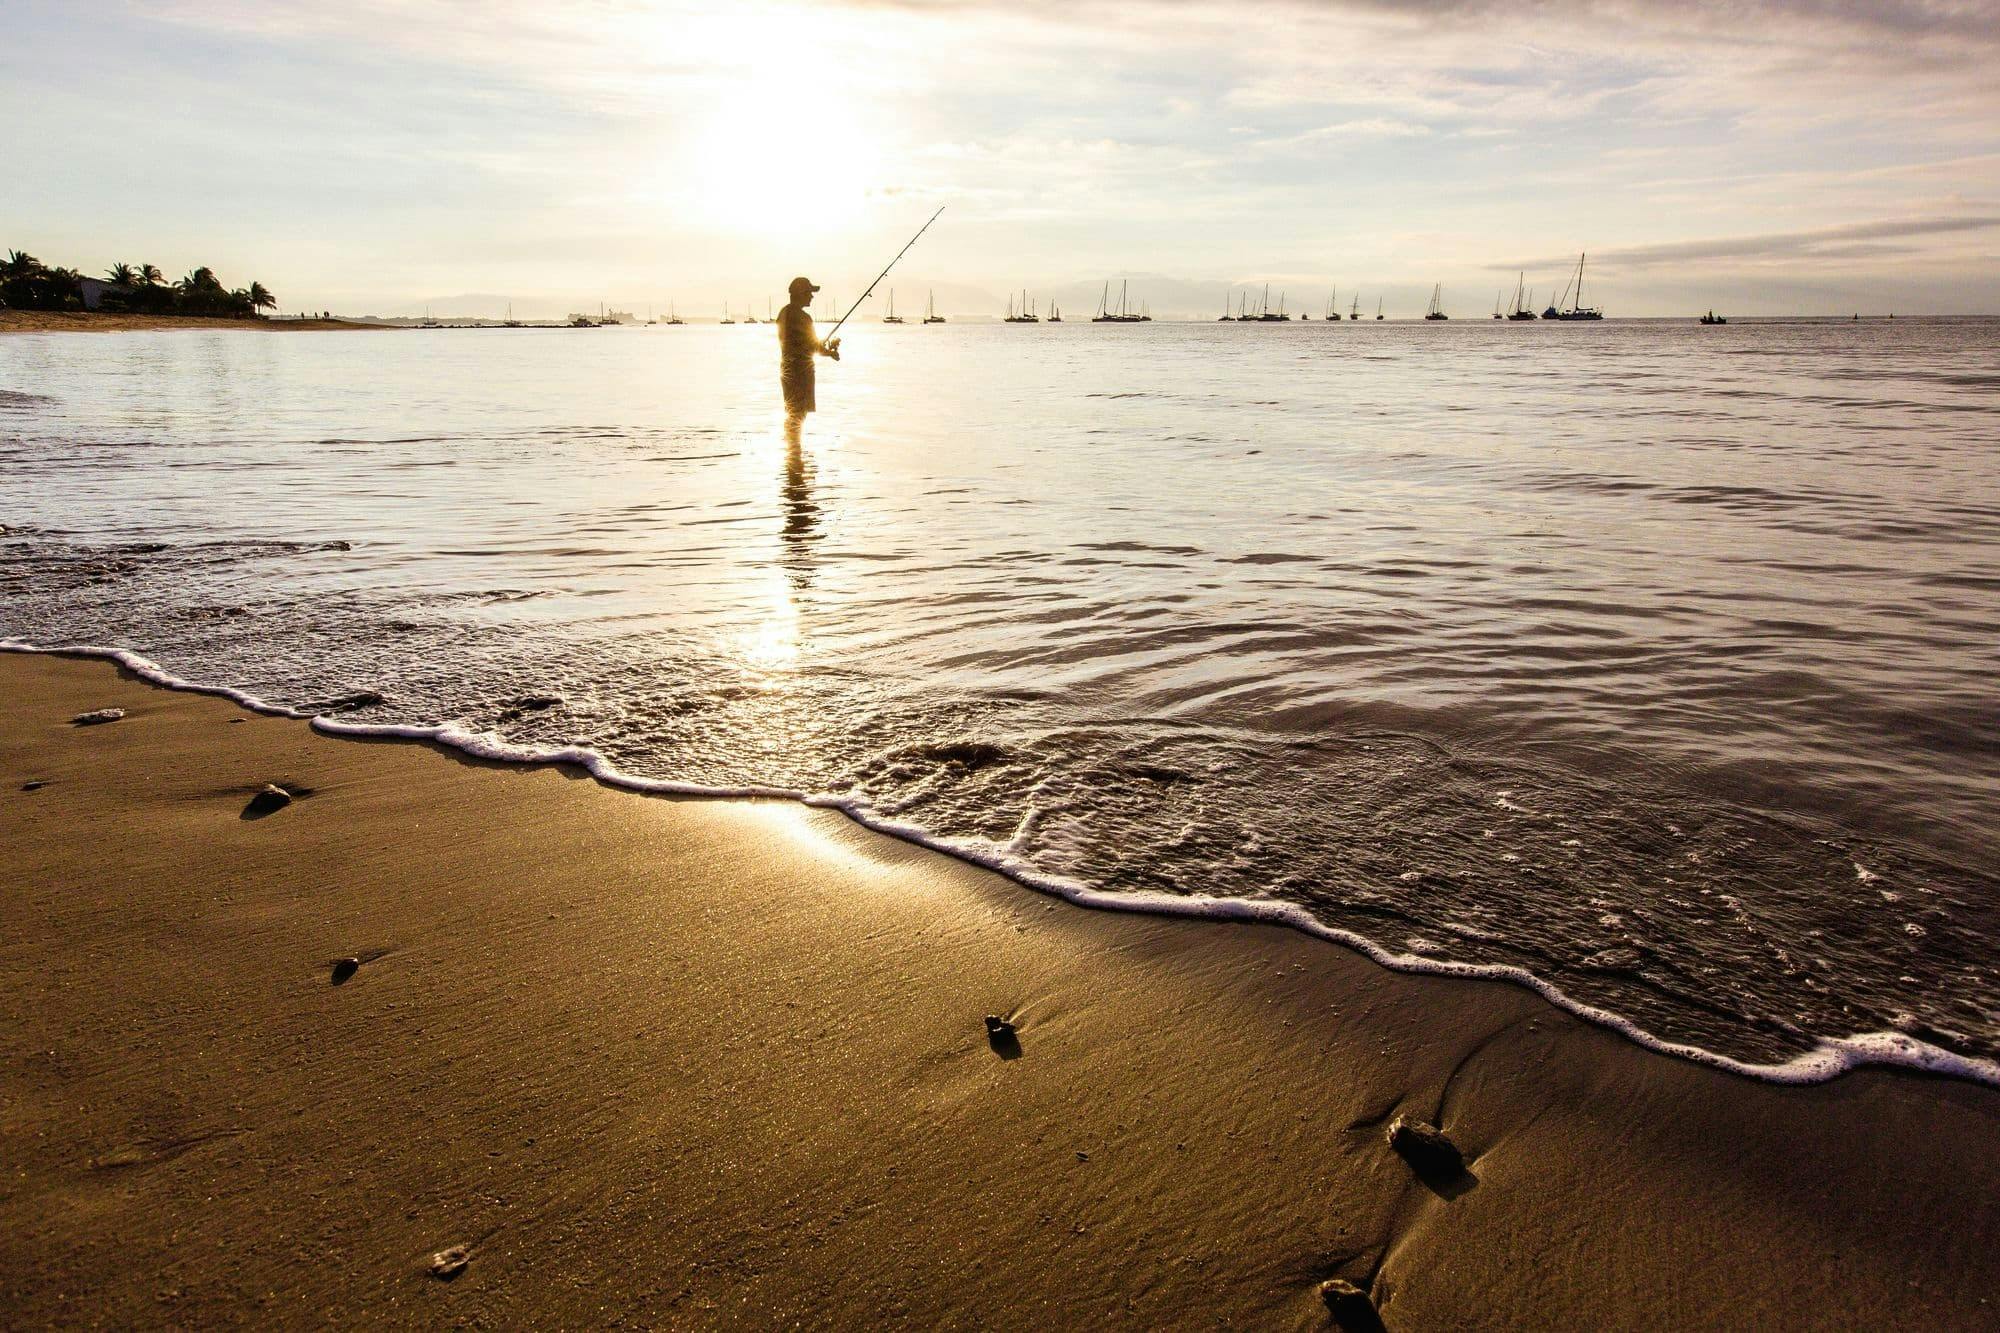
[3,652,1996,1328]
[0,311,387,334]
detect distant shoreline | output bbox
[0,310,391,335]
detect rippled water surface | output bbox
[4,319,1997,1072]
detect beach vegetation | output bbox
[1,247,272,318]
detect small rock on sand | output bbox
[331,957,361,985]
[428,1245,470,1280]
[984,1015,1016,1039]
[1318,1277,1375,1322]
[22,780,47,792]
[71,708,125,726]
[245,784,295,816]
[1387,1116,1464,1175]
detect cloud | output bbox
[15,0,1995,311]
[1260,118,1437,149]
[1503,216,2000,269]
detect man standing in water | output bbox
[777,276,839,426]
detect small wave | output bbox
[1076,540,1204,557]
[7,635,1996,1093]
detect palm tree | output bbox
[248,281,274,314]
[2,251,69,310]
[107,262,136,286]
[138,263,162,287]
[178,267,225,315]
[46,267,85,309]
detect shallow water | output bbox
[4,318,1997,1076]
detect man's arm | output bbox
[791,307,838,359]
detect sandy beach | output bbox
[2,651,1996,1328]
[0,310,387,334]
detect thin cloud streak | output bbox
[1504,216,2000,270]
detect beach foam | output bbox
[9,637,1993,1091]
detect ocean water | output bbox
[4,318,1997,1082]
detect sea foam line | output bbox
[6,635,1997,1092]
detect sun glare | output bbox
[685,101,877,234]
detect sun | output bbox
[683,93,878,235]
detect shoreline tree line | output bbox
[2,250,274,318]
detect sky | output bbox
[6,0,2000,317]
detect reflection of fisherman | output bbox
[777,276,839,421]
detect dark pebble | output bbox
[984,1015,1016,1039]
[331,957,361,985]
[1312,1272,1376,1320]
[1388,1116,1464,1175]
[245,784,294,817]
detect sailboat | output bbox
[1507,273,1537,321]
[883,289,905,324]
[1547,254,1603,320]
[719,303,735,326]
[665,301,684,326]
[1350,296,1361,321]
[1424,284,1448,320]
[1252,283,1289,322]
[1004,289,1040,323]
[1218,290,1235,322]
[924,290,945,324]
[1047,301,1063,323]
[1375,297,1384,321]
[1324,291,1337,321]
[1700,310,1727,325]
[503,303,521,328]
[1493,290,1505,320]
[1093,279,1147,323]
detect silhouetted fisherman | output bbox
[777,276,839,422]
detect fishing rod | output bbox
[820,204,945,342]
